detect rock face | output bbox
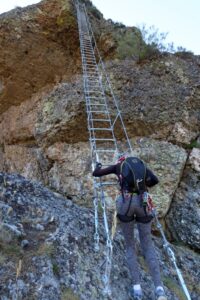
[0,173,200,300]
[131,138,188,216]
[166,159,200,250]
[107,56,200,142]
[0,0,80,114]
[0,0,200,298]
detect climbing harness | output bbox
[73,1,191,298]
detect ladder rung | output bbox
[91,119,110,122]
[89,128,112,131]
[89,111,109,113]
[86,99,105,102]
[82,45,92,48]
[83,57,96,60]
[82,46,93,49]
[81,36,91,39]
[85,65,97,68]
[86,81,100,84]
[87,100,106,104]
[82,51,94,54]
[83,68,98,72]
[82,43,91,46]
[86,83,101,86]
[96,149,116,153]
[87,105,106,108]
[81,35,90,38]
[82,48,93,52]
[90,138,115,142]
[81,36,90,39]
[88,104,106,107]
[82,43,92,46]
[86,86,101,89]
[86,91,103,94]
[85,71,99,74]
[83,55,96,59]
[83,57,96,61]
[86,77,99,83]
[85,67,98,70]
[84,62,96,65]
[86,78,99,81]
[95,182,118,187]
[86,96,103,99]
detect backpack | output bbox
[120,157,147,193]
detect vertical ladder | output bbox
[75,1,133,168]
[74,0,133,296]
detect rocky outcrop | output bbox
[166,150,200,250]
[0,0,80,114]
[0,173,200,300]
[107,55,200,142]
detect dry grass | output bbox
[163,276,188,300]
[61,288,80,300]
[36,243,55,257]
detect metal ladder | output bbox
[75,2,133,166]
[74,0,133,295]
[74,2,191,300]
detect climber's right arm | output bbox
[92,163,117,177]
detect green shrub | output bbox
[185,140,200,149]
[52,262,60,276]
[89,6,103,20]
[115,29,145,60]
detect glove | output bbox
[96,162,102,169]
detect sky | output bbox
[0,0,199,55]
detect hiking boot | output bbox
[129,288,143,300]
[155,287,167,300]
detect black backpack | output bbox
[120,157,147,193]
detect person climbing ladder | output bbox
[93,155,167,300]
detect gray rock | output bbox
[0,173,199,299]
[0,223,23,243]
[167,166,200,250]
[21,239,29,248]
[35,224,45,231]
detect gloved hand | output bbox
[96,162,102,169]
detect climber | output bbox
[93,155,167,300]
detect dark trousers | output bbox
[116,194,162,287]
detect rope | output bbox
[153,210,191,300]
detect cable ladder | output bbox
[74,1,191,299]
